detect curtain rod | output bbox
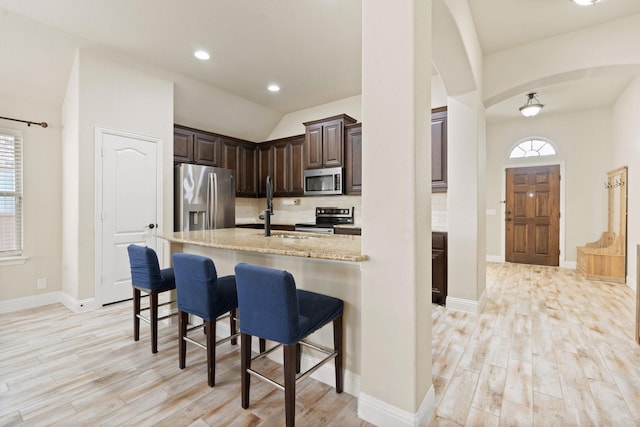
[0,116,48,128]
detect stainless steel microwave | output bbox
[303,167,344,196]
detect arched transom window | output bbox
[509,138,556,159]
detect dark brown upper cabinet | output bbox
[431,107,447,193]
[173,125,221,167]
[344,123,362,195]
[173,127,194,163]
[257,135,305,197]
[303,114,356,169]
[221,137,257,197]
[194,132,221,166]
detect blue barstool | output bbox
[234,263,344,427]
[126,244,177,354]
[172,253,238,387]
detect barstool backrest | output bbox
[235,263,300,345]
[127,245,164,290]
[173,253,222,320]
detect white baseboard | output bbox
[486,255,502,263]
[0,291,62,314]
[0,291,100,314]
[562,260,577,269]
[626,274,637,291]
[446,294,485,314]
[60,293,100,313]
[358,385,435,427]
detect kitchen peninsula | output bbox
[156,228,366,395]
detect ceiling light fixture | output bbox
[267,84,280,92]
[519,92,544,117]
[194,50,210,60]
[570,0,601,6]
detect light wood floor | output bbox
[430,262,640,426]
[1,262,639,426]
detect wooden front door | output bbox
[505,165,560,266]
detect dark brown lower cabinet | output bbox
[432,232,447,306]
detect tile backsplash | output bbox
[237,193,448,231]
[236,195,362,225]
[431,192,448,232]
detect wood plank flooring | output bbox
[2,262,639,426]
[431,262,640,426]
[0,299,369,426]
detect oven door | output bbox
[303,167,343,196]
[294,224,335,234]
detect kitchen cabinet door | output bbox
[174,128,194,163]
[322,119,344,167]
[272,140,290,196]
[431,108,447,193]
[257,143,273,197]
[432,232,448,305]
[345,123,362,195]
[239,142,257,196]
[194,132,220,166]
[289,136,305,195]
[305,123,324,169]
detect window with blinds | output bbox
[0,132,22,256]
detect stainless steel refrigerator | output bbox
[174,164,236,231]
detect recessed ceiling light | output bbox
[268,84,280,92]
[194,50,210,60]
[570,0,601,5]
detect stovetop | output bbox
[294,207,354,228]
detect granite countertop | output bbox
[157,228,367,262]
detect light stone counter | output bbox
[157,228,367,262]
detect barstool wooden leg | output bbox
[333,314,343,393]
[150,291,159,354]
[241,333,252,409]
[283,343,297,427]
[133,288,141,342]
[206,319,216,387]
[178,311,188,369]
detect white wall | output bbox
[60,48,174,304]
[485,108,612,263]
[267,95,362,141]
[612,74,640,288]
[0,99,62,301]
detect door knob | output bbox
[147,223,156,229]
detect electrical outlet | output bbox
[37,278,47,290]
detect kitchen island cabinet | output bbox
[157,228,365,395]
[432,231,448,305]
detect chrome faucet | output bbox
[259,175,274,236]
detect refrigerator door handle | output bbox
[212,172,219,229]
[205,172,212,229]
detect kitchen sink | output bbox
[271,233,310,240]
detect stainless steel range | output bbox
[294,207,354,234]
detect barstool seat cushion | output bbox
[235,264,343,345]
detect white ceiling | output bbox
[0,0,638,120]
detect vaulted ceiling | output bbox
[1,0,639,120]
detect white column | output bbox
[360,1,434,425]
[446,92,487,311]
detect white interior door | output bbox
[99,128,160,305]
